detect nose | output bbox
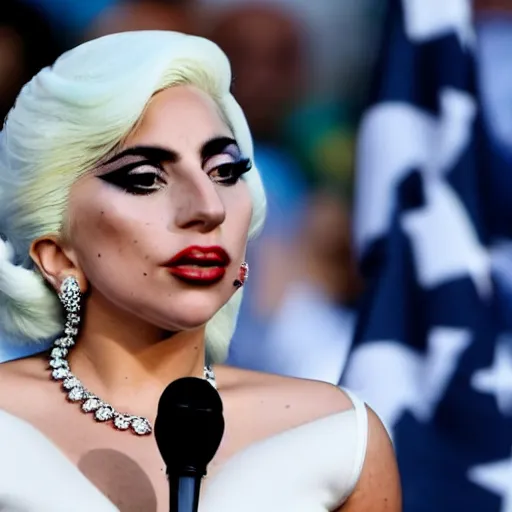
[173,173,226,233]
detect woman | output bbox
[0,31,400,511]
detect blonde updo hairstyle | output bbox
[0,31,266,363]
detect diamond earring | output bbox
[233,262,249,288]
[55,276,82,349]
[59,276,81,312]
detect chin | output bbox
[148,294,227,332]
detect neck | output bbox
[67,294,207,419]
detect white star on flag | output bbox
[402,0,474,49]
[343,327,471,432]
[468,453,512,512]
[354,88,476,258]
[472,336,512,416]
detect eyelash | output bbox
[99,158,252,196]
[208,158,252,185]
[98,161,164,196]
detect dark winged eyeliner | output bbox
[214,159,252,184]
[98,160,161,196]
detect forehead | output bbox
[124,85,232,147]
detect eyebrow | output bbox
[102,136,239,166]
[200,136,239,162]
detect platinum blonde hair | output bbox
[0,31,266,363]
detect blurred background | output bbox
[2,0,512,510]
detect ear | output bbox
[29,234,88,293]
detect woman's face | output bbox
[66,85,252,332]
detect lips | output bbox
[165,246,230,285]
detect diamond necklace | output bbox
[48,325,217,436]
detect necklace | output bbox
[48,333,217,436]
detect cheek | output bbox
[222,184,252,244]
[67,192,160,280]
[73,211,135,275]
[69,207,170,318]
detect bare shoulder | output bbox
[219,366,401,511]
[0,353,50,413]
[0,352,48,382]
[340,406,402,512]
[217,365,354,436]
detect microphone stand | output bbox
[168,467,205,512]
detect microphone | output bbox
[154,377,225,512]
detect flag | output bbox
[341,0,512,510]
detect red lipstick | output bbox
[165,246,230,285]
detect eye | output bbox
[207,158,252,186]
[98,161,166,196]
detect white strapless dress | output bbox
[0,390,368,511]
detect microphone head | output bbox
[154,377,224,478]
